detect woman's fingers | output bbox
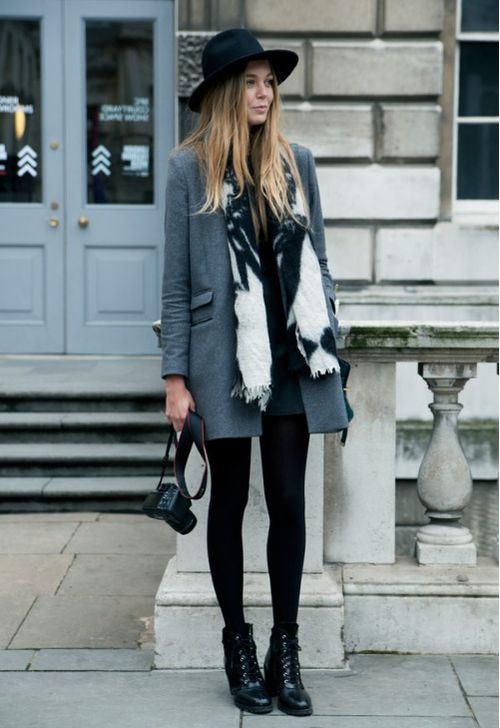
[165,399,196,433]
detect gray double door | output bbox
[0,0,175,353]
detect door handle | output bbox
[49,217,59,228]
[78,216,89,228]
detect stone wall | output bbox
[176,0,497,292]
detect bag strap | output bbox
[156,410,209,501]
[155,425,178,492]
[173,409,209,500]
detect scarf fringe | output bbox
[310,356,341,378]
[231,379,273,411]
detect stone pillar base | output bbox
[154,556,346,669]
[416,523,477,565]
[416,541,477,565]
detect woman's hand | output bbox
[164,375,196,433]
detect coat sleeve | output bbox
[304,146,339,320]
[160,153,191,380]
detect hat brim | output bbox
[187,48,299,112]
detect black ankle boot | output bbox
[222,622,273,714]
[264,621,313,716]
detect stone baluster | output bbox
[415,362,477,565]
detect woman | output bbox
[161,28,349,717]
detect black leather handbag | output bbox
[142,409,209,534]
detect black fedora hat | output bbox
[188,28,299,112]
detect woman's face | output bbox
[245,59,274,128]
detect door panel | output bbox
[65,0,174,353]
[0,0,175,354]
[0,2,64,352]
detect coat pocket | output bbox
[190,289,214,326]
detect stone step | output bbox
[0,474,169,513]
[0,393,163,413]
[0,411,169,443]
[0,443,171,477]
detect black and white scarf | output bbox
[221,152,340,411]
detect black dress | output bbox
[258,230,305,417]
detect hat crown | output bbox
[202,28,264,79]
[188,27,298,111]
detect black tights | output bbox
[205,413,309,632]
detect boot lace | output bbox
[233,636,262,686]
[277,633,304,687]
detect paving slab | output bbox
[0,522,79,553]
[450,655,499,696]
[243,718,476,727]
[0,512,100,522]
[0,554,73,596]
[29,648,154,671]
[57,554,168,596]
[0,665,488,728]
[468,697,499,728]
[308,655,472,717]
[0,650,34,670]
[0,596,36,648]
[9,595,154,649]
[96,512,162,522]
[62,521,174,554]
[0,670,239,728]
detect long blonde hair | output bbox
[177,61,310,242]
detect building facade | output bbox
[1,0,497,350]
[0,0,498,549]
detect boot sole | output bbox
[277,701,313,716]
[233,698,273,714]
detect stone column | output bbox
[415,362,477,565]
[325,360,397,564]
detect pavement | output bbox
[0,511,498,728]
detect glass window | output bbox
[458,42,498,117]
[455,0,499,204]
[86,21,154,205]
[461,0,499,33]
[0,19,42,203]
[457,123,498,199]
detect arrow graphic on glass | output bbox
[17,145,38,177]
[91,145,111,176]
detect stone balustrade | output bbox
[325,321,498,568]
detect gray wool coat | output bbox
[160,142,349,441]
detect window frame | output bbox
[452,0,499,224]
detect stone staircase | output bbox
[0,356,172,508]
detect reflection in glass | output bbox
[458,42,499,117]
[86,21,154,205]
[461,0,499,33]
[0,20,41,203]
[457,123,498,199]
